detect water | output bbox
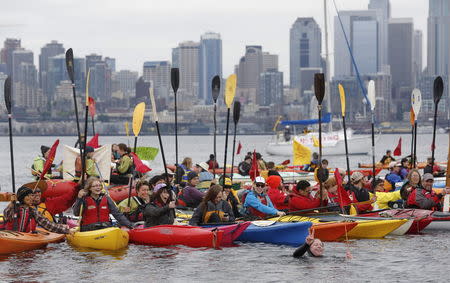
[0,134,449,282]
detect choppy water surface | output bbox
[0,134,449,282]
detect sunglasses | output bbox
[255,183,265,188]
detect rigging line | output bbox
[331,0,371,109]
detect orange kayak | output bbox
[359,161,446,169]
[311,222,358,242]
[0,192,13,202]
[0,228,65,255]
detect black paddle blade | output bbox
[314,73,325,105]
[65,48,75,83]
[433,76,444,105]
[233,101,241,125]
[4,76,12,114]
[171,68,179,93]
[212,75,221,102]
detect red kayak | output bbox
[128,225,223,249]
[203,222,251,246]
[108,185,136,203]
[359,209,433,234]
[42,180,78,200]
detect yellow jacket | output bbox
[374,190,401,209]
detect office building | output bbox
[199,32,222,104]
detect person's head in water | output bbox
[308,238,324,257]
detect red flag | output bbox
[130,152,152,174]
[249,150,259,181]
[86,133,100,148]
[334,168,352,208]
[393,137,402,156]
[88,97,96,118]
[40,139,59,180]
[236,141,242,155]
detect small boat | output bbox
[0,228,65,255]
[128,225,223,248]
[66,227,129,251]
[42,180,78,200]
[108,185,136,203]
[236,221,311,246]
[202,222,252,246]
[0,192,13,202]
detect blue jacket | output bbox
[386,172,403,186]
[243,190,278,216]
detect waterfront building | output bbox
[39,41,65,99]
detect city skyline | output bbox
[0,0,428,81]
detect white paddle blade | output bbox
[367,80,376,111]
[149,84,158,122]
[411,88,422,120]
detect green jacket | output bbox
[117,155,133,174]
[32,156,52,179]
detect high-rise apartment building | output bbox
[427,0,450,75]
[178,41,200,98]
[39,41,65,98]
[199,32,222,104]
[0,38,21,76]
[143,61,171,105]
[413,30,423,80]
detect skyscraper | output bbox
[368,0,390,68]
[85,54,102,74]
[114,70,138,98]
[172,47,179,68]
[39,41,65,98]
[143,61,171,107]
[12,49,33,84]
[105,57,116,72]
[199,32,222,104]
[178,41,200,98]
[259,70,283,109]
[0,38,21,76]
[14,63,45,111]
[427,0,450,75]
[263,52,278,72]
[413,30,423,80]
[91,62,112,101]
[48,54,85,98]
[289,18,322,89]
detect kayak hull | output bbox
[311,222,358,241]
[236,221,312,246]
[0,228,65,255]
[67,227,129,251]
[202,222,252,246]
[129,225,223,248]
[344,219,408,239]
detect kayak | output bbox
[202,222,252,246]
[311,222,358,241]
[0,192,13,202]
[108,185,136,203]
[359,209,434,234]
[0,228,65,255]
[67,227,129,251]
[358,161,446,170]
[129,225,223,248]
[236,221,311,246]
[42,180,78,200]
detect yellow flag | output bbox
[293,139,312,165]
[312,136,320,147]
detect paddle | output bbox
[212,75,221,177]
[367,80,376,189]
[81,69,91,182]
[149,84,171,185]
[125,121,130,147]
[4,76,15,193]
[132,102,146,153]
[88,97,96,136]
[411,89,422,169]
[230,101,241,181]
[431,76,444,165]
[171,68,180,183]
[409,107,415,168]
[314,73,325,206]
[65,48,85,186]
[223,74,237,178]
[338,84,351,183]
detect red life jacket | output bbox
[4,207,37,233]
[407,188,440,210]
[176,190,187,207]
[248,194,270,218]
[348,191,373,212]
[81,195,110,226]
[328,191,338,204]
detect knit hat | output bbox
[17,186,33,203]
[350,171,365,183]
[41,145,50,156]
[153,183,167,193]
[85,146,94,153]
[187,172,198,181]
[296,180,311,191]
[266,175,282,190]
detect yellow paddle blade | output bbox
[338,83,346,117]
[225,74,237,108]
[125,122,130,137]
[272,116,282,132]
[312,136,320,147]
[85,69,91,106]
[132,102,146,137]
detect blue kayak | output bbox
[236,221,312,246]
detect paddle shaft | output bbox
[91,116,95,136]
[342,115,351,182]
[82,105,89,186]
[446,130,450,187]
[431,103,438,165]
[318,105,323,207]
[133,136,138,153]
[7,114,15,193]
[223,108,231,177]
[127,175,133,207]
[230,123,237,181]
[155,121,171,185]
[213,102,217,177]
[371,113,376,189]
[413,121,418,168]
[174,91,178,182]
[71,83,84,187]
[410,124,414,168]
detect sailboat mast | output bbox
[324,0,332,132]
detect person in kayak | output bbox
[143,183,176,227]
[399,158,410,179]
[222,177,241,218]
[110,143,134,185]
[289,180,327,212]
[238,156,252,176]
[189,185,235,226]
[74,146,99,180]
[177,172,205,208]
[242,176,285,219]
[266,175,289,211]
[323,177,341,212]
[400,169,421,200]
[2,186,75,234]
[206,154,219,170]
[73,177,133,231]
[293,230,324,258]
[197,162,214,189]
[117,180,151,222]
[31,145,53,179]
[371,178,403,209]
[406,173,445,210]
[423,157,445,177]
[175,157,193,185]
[380,150,395,166]
[346,172,376,213]
[383,162,403,191]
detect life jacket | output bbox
[37,203,55,222]
[202,201,228,224]
[127,196,146,222]
[32,156,51,178]
[406,188,440,210]
[176,190,187,207]
[81,195,110,226]
[327,192,338,204]
[5,207,37,233]
[180,164,191,184]
[243,192,271,218]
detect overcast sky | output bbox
[0,0,428,81]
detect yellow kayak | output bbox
[66,227,129,251]
[271,215,408,239]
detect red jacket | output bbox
[267,187,289,210]
[348,190,373,212]
[406,187,440,210]
[288,190,324,212]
